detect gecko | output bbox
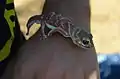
[26,12,94,49]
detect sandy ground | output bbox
[14,0,120,53]
[90,0,120,53]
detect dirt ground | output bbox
[14,0,120,53]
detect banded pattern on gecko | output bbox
[26,12,93,49]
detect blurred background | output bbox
[14,0,120,54]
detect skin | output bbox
[1,33,100,79]
[1,0,100,78]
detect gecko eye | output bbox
[82,38,90,45]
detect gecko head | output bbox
[73,29,94,49]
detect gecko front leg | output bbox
[47,27,70,37]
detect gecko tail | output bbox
[26,15,42,35]
[26,21,35,35]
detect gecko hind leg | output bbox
[48,27,70,38]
